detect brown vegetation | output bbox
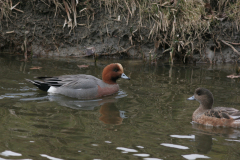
[0,0,240,63]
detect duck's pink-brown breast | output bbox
[96,84,119,98]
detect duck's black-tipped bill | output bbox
[121,73,130,80]
[187,95,195,100]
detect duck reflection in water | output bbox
[99,102,126,125]
[192,123,213,154]
[48,94,118,110]
[195,134,212,154]
[192,122,240,154]
[21,89,128,110]
[20,90,127,125]
[50,96,127,125]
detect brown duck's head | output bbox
[102,63,130,84]
[187,88,214,109]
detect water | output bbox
[0,54,240,160]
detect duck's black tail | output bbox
[25,79,50,92]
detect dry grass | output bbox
[0,0,12,21]
[0,0,23,22]
[100,0,240,62]
[226,0,240,28]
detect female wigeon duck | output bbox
[188,88,240,128]
[26,63,130,99]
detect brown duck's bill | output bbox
[187,95,195,100]
[121,73,130,80]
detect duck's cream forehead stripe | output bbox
[116,63,123,72]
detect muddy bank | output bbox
[0,0,240,63]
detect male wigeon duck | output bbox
[26,63,130,99]
[187,88,240,128]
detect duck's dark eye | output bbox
[196,90,201,96]
[113,68,119,72]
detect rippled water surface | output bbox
[1,54,240,160]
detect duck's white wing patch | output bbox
[48,86,58,93]
[230,115,240,120]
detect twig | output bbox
[40,0,50,7]
[77,23,86,26]
[33,23,36,37]
[79,8,87,13]
[162,48,172,54]
[63,0,72,29]
[6,31,15,34]
[10,2,24,12]
[10,2,20,10]
[123,0,132,17]
[72,0,77,27]
[120,45,134,53]
[221,40,240,55]
[13,8,24,13]
[224,40,240,45]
